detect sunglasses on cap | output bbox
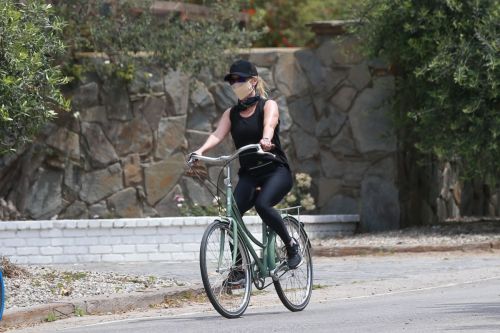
[227,76,249,85]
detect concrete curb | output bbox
[313,240,500,257]
[0,284,204,330]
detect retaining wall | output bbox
[0,215,358,264]
[0,22,398,233]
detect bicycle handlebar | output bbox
[187,143,275,166]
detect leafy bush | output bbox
[0,1,69,155]
[248,0,355,46]
[175,194,222,217]
[53,0,258,82]
[355,0,500,182]
[278,173,316,211]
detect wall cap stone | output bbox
[306,20,360,37]
[300,214,360,223]
[237,47,303,54]
[0,215,359,230]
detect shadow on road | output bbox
[437,302,500,331]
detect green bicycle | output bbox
[188,144,313,318]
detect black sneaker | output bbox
[225,269,246,287]
[286,238,303,269]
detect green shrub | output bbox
[248,0,355,47]
[53,0,258,82]
[178,200,222,217]
[355,0,500,182]
[277,173,316,211]
[0,1,69,155]
[46,312,57,322]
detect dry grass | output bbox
[1,256,31,278]
[151,290,207,309]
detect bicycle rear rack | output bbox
[278,205,301,221]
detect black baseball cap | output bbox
[223,59,258,81]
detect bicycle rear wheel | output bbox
[274,216,313,311]
[200,220,252,318]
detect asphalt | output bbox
[42,277,500,333]
[1,241,500,331]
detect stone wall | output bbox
[0,21,399,231]
[246,43,398,231]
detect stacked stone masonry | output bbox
[0,22,400,231]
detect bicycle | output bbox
[187,143,313,318]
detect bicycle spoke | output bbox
[274,216,312,311]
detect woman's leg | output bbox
[233,174,258,215]
[229,174,258,274]
[254,166,293,245]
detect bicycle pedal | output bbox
[271,262,289,281]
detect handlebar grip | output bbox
[186,153,199,167]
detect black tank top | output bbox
[230,98,289,172]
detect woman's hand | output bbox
[260,138,275,152]
[192,149,203,156]
[187,150,203,166]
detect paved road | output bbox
[41,278,500,333]
[11,251,500,332]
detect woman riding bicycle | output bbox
[191,59,302,270]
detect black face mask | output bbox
[235,95,260,112]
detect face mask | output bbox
[231,81,254,100]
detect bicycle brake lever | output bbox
[186,153,199,167]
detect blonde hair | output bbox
[255,76,269,99]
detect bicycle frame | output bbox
[219,162,280,280]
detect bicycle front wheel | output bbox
[200,220,252,318]
[274,216,313,312]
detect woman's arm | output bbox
[260,100,279,151]
[192,108,232,155]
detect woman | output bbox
[191,59,302,270]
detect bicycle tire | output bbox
[200,220,252,318]
[273,216,313,312]
[0,269,4,320]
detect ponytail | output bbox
[255,76,269,99]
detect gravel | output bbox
[3,266,187,310]
[313,221,500,248]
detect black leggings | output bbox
[234,164,293,245]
